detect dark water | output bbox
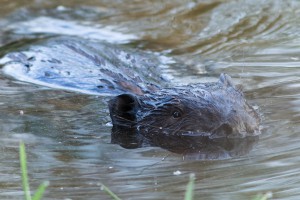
[0,0,300,199]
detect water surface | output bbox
[0,0,300,199]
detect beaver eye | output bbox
[172,110,182,118]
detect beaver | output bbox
[0,37,260,155]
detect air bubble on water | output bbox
[173,170,182,175]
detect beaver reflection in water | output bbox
[1,37,260,157]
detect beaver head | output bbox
[108,74,260,140]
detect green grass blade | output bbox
[185,173,195,200]
[252,192,273,200]
[32,181,49,200]
[19,141,32,200]
[100,183,122,200]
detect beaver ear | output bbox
[108,94,140,126]
[219,73,244,92]
[219,73,235,87]
[219,73,239,90]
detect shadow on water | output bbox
[112,125,259,160]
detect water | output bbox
[0,0,300,199]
